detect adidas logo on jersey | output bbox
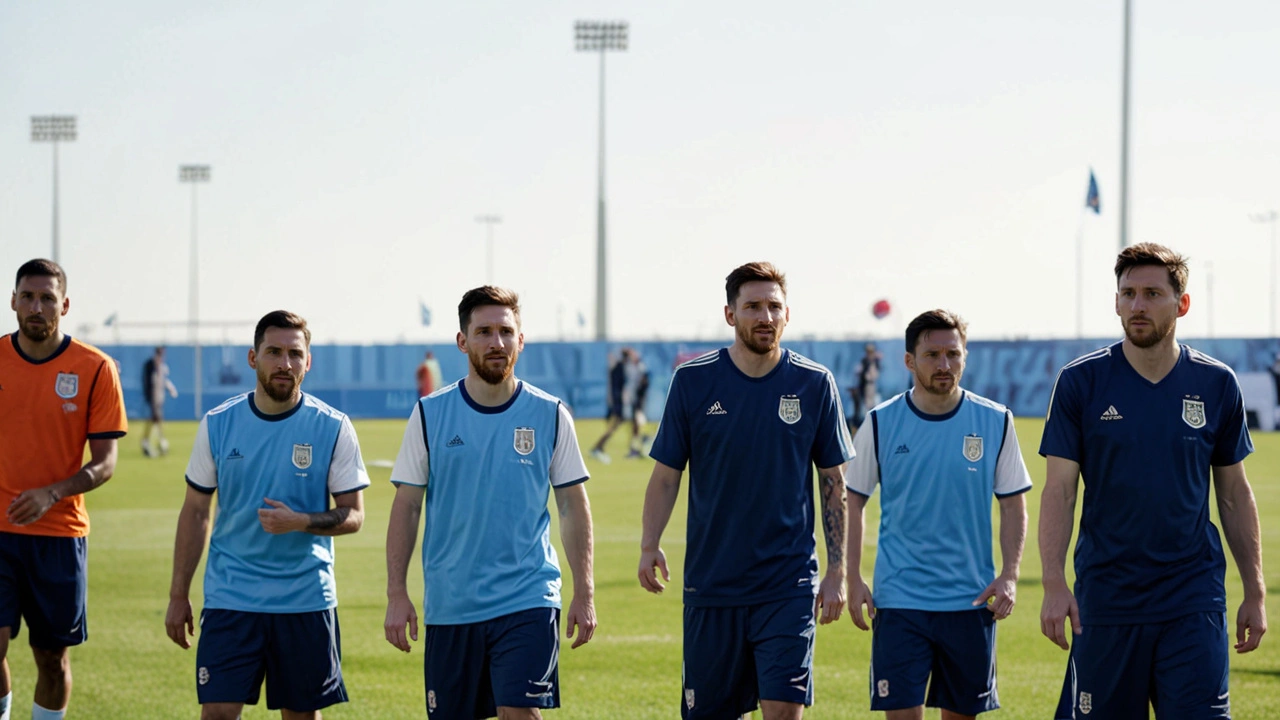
[894,444,909,454]
[706,401,727,416]
[447,435,465,447]
[1100,405,1123,421]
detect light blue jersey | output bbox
[185,392,371,613]
[847,390,1031,611]
[390,380,589,626]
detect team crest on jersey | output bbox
[514,427,535,455]
[55,372,79,399]
[778,395,802,424]
[292,443,313,469]
[963,434,983,462]
[1079,691,1092,714]
[1182,399,1206,429]
[685,688,695,710]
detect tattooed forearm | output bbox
[819,472,847,568]
[307,507,353,531]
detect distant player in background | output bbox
[1,259,128,720]
[141,346,178,458]
[846,309,1030,718]
[417,350,443,398]
[590,347,645,464]
[849,342,881,428]
[626,352,652,459]
[639,261,853,720]
[166,310,369,720]
[1040,243,1266,719]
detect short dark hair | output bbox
[254,310,311,350]
[458,286,521,333]
[15,258,66,294]
[725,261,787,307]
[905,309,968,354]
[1115,242,1189,295]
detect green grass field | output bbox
[16,417,1279,718]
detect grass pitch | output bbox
[16,417,1279,718]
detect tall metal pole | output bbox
[1119,0,1132,250]
[576,20,628,341]
[475,215,503,284]
[53,142,60,263]
[30,116,77,264]
[1252,211,1279,339]
[180,165,211,418]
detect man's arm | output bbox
[815,463,847,625]
[845,490,875,630]
[1039,455,1081,649]
[554,482,596,649]
[165,485,214,649]
[637,462,683,593]
[1213,461,1267,653]
[257,491,364,536]
[384,483,425,652]
[974,493,1027,620]
[7,437,118,526]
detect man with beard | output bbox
[166,310,369,720]
[1040,243,1266,719]
[384,286,595,720]
[844,309,1031,719]
[638,261,853,720]
[0,259,127,720]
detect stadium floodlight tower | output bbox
[476,214,503,284]
[180,165,212,418]
[30,115,78,264]
[575,19,628,341]
[1252,210,1279,339]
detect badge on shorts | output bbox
[198,667,210,686]
[292,443,313,469]
[1182,398,1206,429]
[877,679,890,698]
[685,688,695,710]
[963,434,983,462]
[778,395,802,425]
[514,427,535,455]
[1079,691,1092,714]
[427,690,437,712]
[55,372,79,399]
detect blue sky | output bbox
[3,1,1278,345]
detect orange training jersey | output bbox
[0,333,128,537]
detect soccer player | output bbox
[1040,243,1267,719]
[638,261,854,720]
[384,286,596,720]
[589,347,631,464]
[166,310,369,720]
[0,259,127,720]
[141,345,178,458]
[845,309,1031,719]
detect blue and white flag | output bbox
[1085,170,1101,214]
[419,300,432,327]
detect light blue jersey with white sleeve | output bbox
[847,389,1032,611]
[185,392,371,613]
[390,379,589,626]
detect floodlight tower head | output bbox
[30,115,77,142]
[575,20,628,52]
[179,165,211,183]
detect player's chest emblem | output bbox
[1182,399,1206,429]
[514,426,535,455]
[778,395,802,425]
[962,434,984,462]
[292,443,313,469]
[55,372,79,399]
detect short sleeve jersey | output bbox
[846,390,1032,611]
[390,380,589,626]
[0,333,127,537]
[185,392,371,613]
[649,348,855,607]
[1039,342,1253,624]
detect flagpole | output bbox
[1077,208,1087,339]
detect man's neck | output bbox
[727,343,783,379]
[465,374,518,407]
[252,389,302,416]
[910,386,962,415]
[15,331,65,362]
[1121,336,1181,383]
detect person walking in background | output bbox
[850,342,881,429]
[166,310,369,720]
[1040,243,1266,719]
[385,286,595,719]
[1,259,128,720]
[141,345,178,458]
[625,351,653,459]
[590,347,638,464]
[846,309,1031,718]
[417,350,443,398]
[638,261,853,720]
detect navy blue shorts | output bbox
[682,595,816,719]
[1053,612,1230,720]
[195,608,347,712]
[425,607,561,719]
[0,533,88,649]
[869,607,999,715]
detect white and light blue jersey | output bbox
[649,348,854,607]
[390,379,589,626]
[847,389,1032,611]
[185,392,371,613]
[1040,342,1252,624]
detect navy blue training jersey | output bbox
[1039,342,1253,624]
[650,348,854,607]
